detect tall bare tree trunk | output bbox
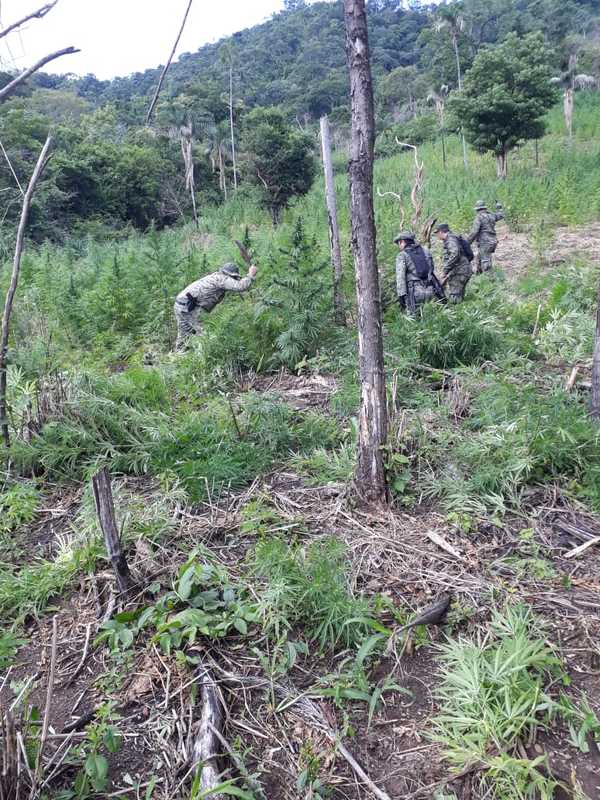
[344,0,388,505]
[0,136,52,450]
[592,274,600,420]
[146,0,194,124]
[229,63,238,191]
[452,34,468,170]
[92,467,133,594]
[564,88,574,141]
[320,116,345,326]
[496,152,508,179]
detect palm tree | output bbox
[435,7,468,169]
[427,84,449,167]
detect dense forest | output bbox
[0,0,598,242]
[2,1,600,799]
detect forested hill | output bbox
[39,0,597,125]
[70,1,427,124]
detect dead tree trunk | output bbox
[229,62,238,191]
[320,115,345,326]
[0,136,52,449]
[146,0,194,124]
[496,151,508,179]
[91,467,133,594]
[592,273,600,420]
[344,0,388,505]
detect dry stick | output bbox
[65,623,92,687]
[0,48,79,103]
[146,0,194,124]
[0,1,59,41]
[91,468,133,594]
[0,135,52,449]
[33,616,58,793]
[0,137,24,195]
[565,365,580,392]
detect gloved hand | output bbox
[495,201,503,209]
[249,265,258,278]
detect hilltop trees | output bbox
[241,108,315,224]
[449,32,558,178]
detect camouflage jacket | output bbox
[396,246,435,298]
[176,271,254,312]
[467,210,504,246]
[442,233,472,275]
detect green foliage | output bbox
[253,536,385,650]
[96,554,259,656]
[432,606,561,798]
[0,481,40,535]
[256,219,336,368]
[241,109,316,222]
[449,32,559,163]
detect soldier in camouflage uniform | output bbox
[395,231,445,317]
[435,223,472,304]
[467,200,504,273]
[174,262,257,350]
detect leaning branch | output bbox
[0,1,59,41]
[0,47,80,103]
[146,0,194,124]
[0,135,52,449]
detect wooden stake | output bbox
[91,467,133,594]
[320,115,345,326]
[191,655,224,799]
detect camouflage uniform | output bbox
[174,268,254,350]
[396,245,436,317]
[442,233,472,303]
[467,204,504,273]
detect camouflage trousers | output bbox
[475,241,497,273]
[407,282,436,317]
[174,302,204,351]
[445,269,471,303]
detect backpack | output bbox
[406,244,431,280]
[458,236,474,262]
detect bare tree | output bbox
[0,47,79,103]
[220,43,240,191]
[146,0,194,124]
[344,0,388,505]
[427,84,449,167]
[1,136,52,449]
[0,2,58,40]
[320,115,345,326]
[592,274,600,421]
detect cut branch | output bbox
[0,47,79,103]
[0,1,58,41]
[0,135,52,449]
[91,467,133,594]
[146,0,194,124]
[320,115,345,326]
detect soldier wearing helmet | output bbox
[174,262,257,350]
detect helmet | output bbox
[393,231,416,244]
[474,200,487,211]
[434,223,450,233]
[220,262,241,278]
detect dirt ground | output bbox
[4,226,600,799]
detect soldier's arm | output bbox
[220,274,255,293]
[443,237,461,272]
[466,217,481,244]
[395,254,407,298]
[494,210,504,222]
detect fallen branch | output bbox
[190,653,225,799]
[565,365,580,392]
[0,48,79,103]
[33,616,58,793]
[564,536,600,560]
[426,530,463,560]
